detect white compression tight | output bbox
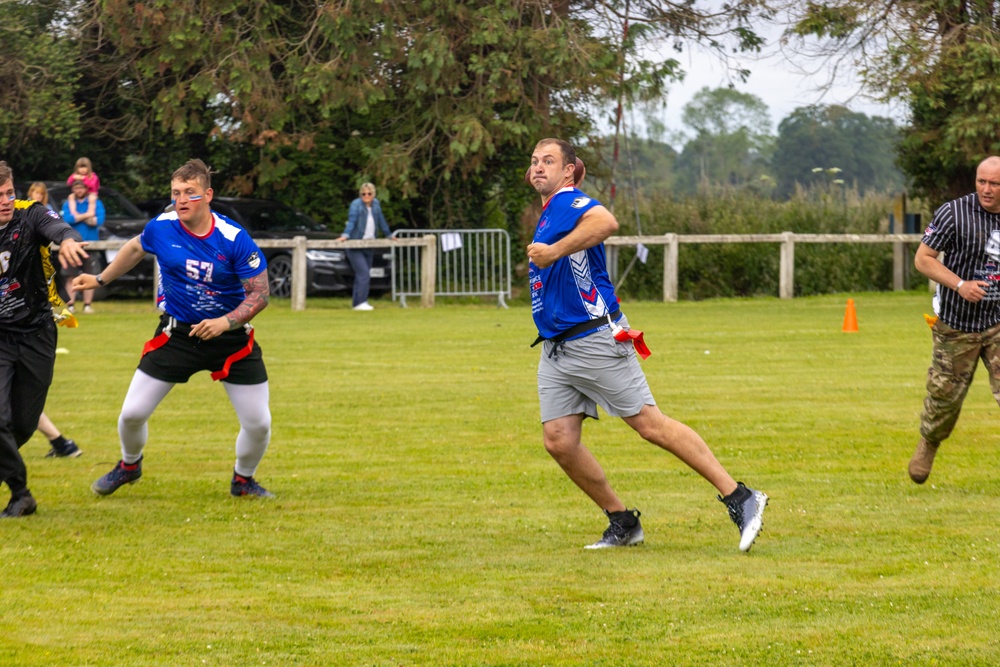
[118,369,272,477]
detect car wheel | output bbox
[269,254,293,298]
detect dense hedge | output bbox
[606,187,930,301]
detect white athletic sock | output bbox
[118,370,174,464]
[224,381,271,477]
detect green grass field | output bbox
[3,293,999,666]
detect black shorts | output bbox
[138,314,268,385]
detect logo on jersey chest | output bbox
[986,230,1000,261]
[0,277,21,297]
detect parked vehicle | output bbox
[21,182,156,298]
[137,196,392,299]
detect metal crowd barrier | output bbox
[391,229,511,308]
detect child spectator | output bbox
[27,182,55,213]
[66,157,100,220]
[61,180,105,313]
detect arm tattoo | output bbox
[226,271,270,329]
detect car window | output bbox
[228,201,326,233]
[47,186,147,222]
[100,192,147,220]
[209,202,244,225]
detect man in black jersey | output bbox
[910,156,1000,484]
[0,161,89,517]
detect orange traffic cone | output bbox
[842,298,858,333]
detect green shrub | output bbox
[610,187,929,300]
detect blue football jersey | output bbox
[140,210,267,324]
[529,188,620,339]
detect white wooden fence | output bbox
[82,236,438,311]
[605,232,927,301]
[80,231,927,307]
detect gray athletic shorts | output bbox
[537,314,655,422]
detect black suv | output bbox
[138,196,392,299]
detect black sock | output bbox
[722,483,751,506]
[608,509,638,528]
[50,435,68,449]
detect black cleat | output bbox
[231,473,274,498]
[1,491,37,518]
[721,482,769,552]
[92,458,143,496]
[585,508,644,549]
[46,439,82,458]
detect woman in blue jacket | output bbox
[337,182,391,311]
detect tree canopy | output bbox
[1,0,772,233]
[771,104,903,198]
[672,86,773,193]
[788,0,1000,202]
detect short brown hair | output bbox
[74,156,93,172]
[534,138,576,168]
[172,159,212,190]
[0,161,12,186]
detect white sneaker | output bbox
[584,509,644,549]
[353,302,374,311]
[721,483,769,552]
[83,304,95,314]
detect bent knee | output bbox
[239,412,271,437]
[118,409,152,428]
[242,421,271,440]
[543,434,580,462]
[626,406,671,440]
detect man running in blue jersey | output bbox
[74,159,274,498]
[526,138,768,551]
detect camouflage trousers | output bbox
[920,319,1000,444]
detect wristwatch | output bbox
[96,274,105,286]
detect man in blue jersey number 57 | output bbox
[74,159,275,499]
[526,138,768,551]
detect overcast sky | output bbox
[607,20,908,147]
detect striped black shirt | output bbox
[922,192,1000,332]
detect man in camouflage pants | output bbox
[911,156,1000,483]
